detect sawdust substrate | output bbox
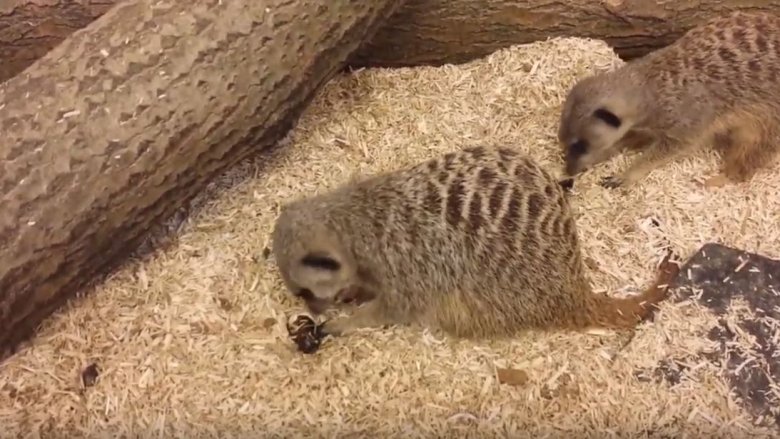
[3,37,780,438]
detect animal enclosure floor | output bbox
[3,38,780,438]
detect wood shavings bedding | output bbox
[2,37,779,437]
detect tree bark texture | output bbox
[0,0,403,360]
[349,0,780,67]
[0,0,116,84]
[3,2,780,83]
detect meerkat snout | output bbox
[292,287,328,314]
[563,139,590,176]
[288,251,354,314]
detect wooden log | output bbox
[0,0,115,84]
[2,1,779,83]
[351,0,780,67]
[0,0,403,360]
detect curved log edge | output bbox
[3,1,780,83]
[349,0,780,68]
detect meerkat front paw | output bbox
[320,305,388,336]
[600,175,624,189]
[319,316,353,337]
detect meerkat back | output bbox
[393,147,593,336]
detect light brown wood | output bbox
[3,1,779,82]
[0,0,115,84]
[0,0,403,359]
[350,0,780,67]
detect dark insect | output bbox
[286,314,326,354]
[81,363,100,388]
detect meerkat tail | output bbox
[584,250,680,329]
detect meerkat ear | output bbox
[300,252,341,271]
[592,108,622,129]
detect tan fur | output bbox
[558,11,780,189]
[271,146,680,339]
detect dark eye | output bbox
[295,288,315,300]
[301,254,341,271]
[593,108,621,128]
[569,139,588,156]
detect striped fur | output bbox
[271,146,678,339]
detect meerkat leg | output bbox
[705,110,780,187]
[600,140,682,188]
[319,301,395,336]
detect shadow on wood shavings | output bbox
[636,243,780,429]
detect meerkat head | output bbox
[271,204,363,315]
[558,71,646,176]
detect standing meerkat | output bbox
[558,11,780,189]
[271,146,679,339]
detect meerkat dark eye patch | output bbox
[568,139,588,157]
[301,253,341,271]
[593,108,622,128]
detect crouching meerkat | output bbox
[271,146,679,339]
[558,11,780,189]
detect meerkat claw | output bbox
[319,319,345,337]
[600,176,623,189]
